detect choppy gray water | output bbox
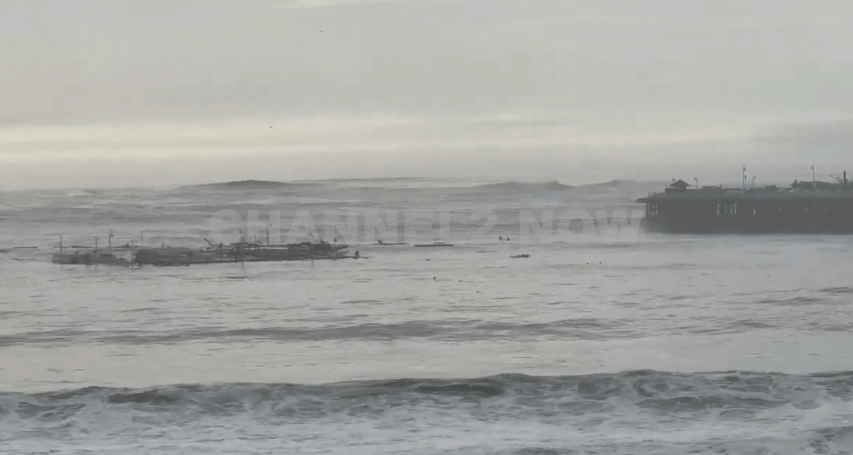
[2,178,853,454]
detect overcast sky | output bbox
[2,0,852,189]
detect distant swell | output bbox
[464,179,639,193]
[0,319,642,347]
[179,178,647,195]
[821,286,853,295]
[469,181,575,192]
[189,179,298,190]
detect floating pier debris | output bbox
[414,242,453,248]
[49,232,352,267]
[133,240,350,266]
[52,250,131,266]
[133,247,219,266]
[52,234,131,266]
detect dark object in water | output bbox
[414,242,453,248]
[511,254,530,259]
[373,242,407,246]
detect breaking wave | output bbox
[5,370,853,420]
[4,370,853,454]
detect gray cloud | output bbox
[1,0,852,188]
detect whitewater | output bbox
[2,177,853,454]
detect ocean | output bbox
[2,178,853,454]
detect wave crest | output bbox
[4,370,853,417]
[5,371,853,454]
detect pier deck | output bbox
[637,180,853,233]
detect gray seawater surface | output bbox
[2,178,853,454]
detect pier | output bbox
[637,173,853,233]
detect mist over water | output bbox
[3,177,853,454]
